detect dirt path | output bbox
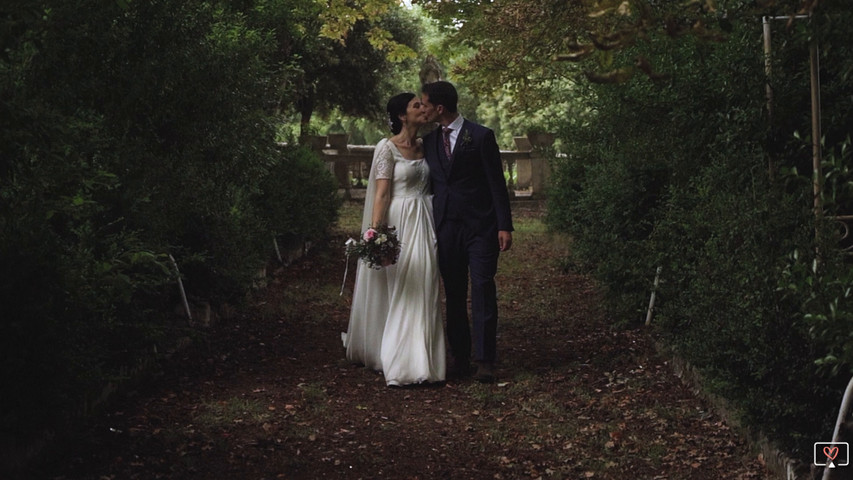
[37,200,770,479]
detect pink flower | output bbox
[347,225,400,270]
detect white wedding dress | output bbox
[342,138,446,386]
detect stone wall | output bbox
[308,134,554,200]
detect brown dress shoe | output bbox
[473,362,496,383]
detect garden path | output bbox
[37,200,771,479]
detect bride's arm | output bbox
[371,178,391,227]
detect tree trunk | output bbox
[297,95,314,145]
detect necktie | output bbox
[442,126,453,167]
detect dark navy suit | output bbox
[423,119,513,364]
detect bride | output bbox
[342,92,446,386]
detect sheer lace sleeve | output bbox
[374,141,395,180]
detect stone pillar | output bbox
[328,134,351,199]
[516,160,533,191]
[513,136,533,192]
[513,136,532,152]
[527,133,555,197]
[531,155,551,196]
[308,135,328,151]
[327,133,348,151]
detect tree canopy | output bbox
[415,0,825,101]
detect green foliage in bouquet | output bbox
[347,225,401,269]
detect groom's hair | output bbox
[421,81,458,113]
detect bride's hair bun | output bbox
[386,92,416,135]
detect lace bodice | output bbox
[374,140,430,197]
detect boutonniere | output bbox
[459,129,473,148]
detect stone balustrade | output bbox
[309,134,554,200]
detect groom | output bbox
[420,81,513,383]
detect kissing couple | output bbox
[342,81,514,387]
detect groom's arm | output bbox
[480,129,514,238]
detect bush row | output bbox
[0,0,339,458]
[547,7,853,461]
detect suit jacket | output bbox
[423,119,514,234]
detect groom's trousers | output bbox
[436,219,500,364]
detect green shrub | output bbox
[256,146,341,248]
[0,104,174,446]
[547,9,853,459]
[548,149,666,320]
[0,0,342,462]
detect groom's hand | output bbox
[498,231,513,252]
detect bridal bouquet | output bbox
[346,225,401,269]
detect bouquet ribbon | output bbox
[341,238,357,296]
